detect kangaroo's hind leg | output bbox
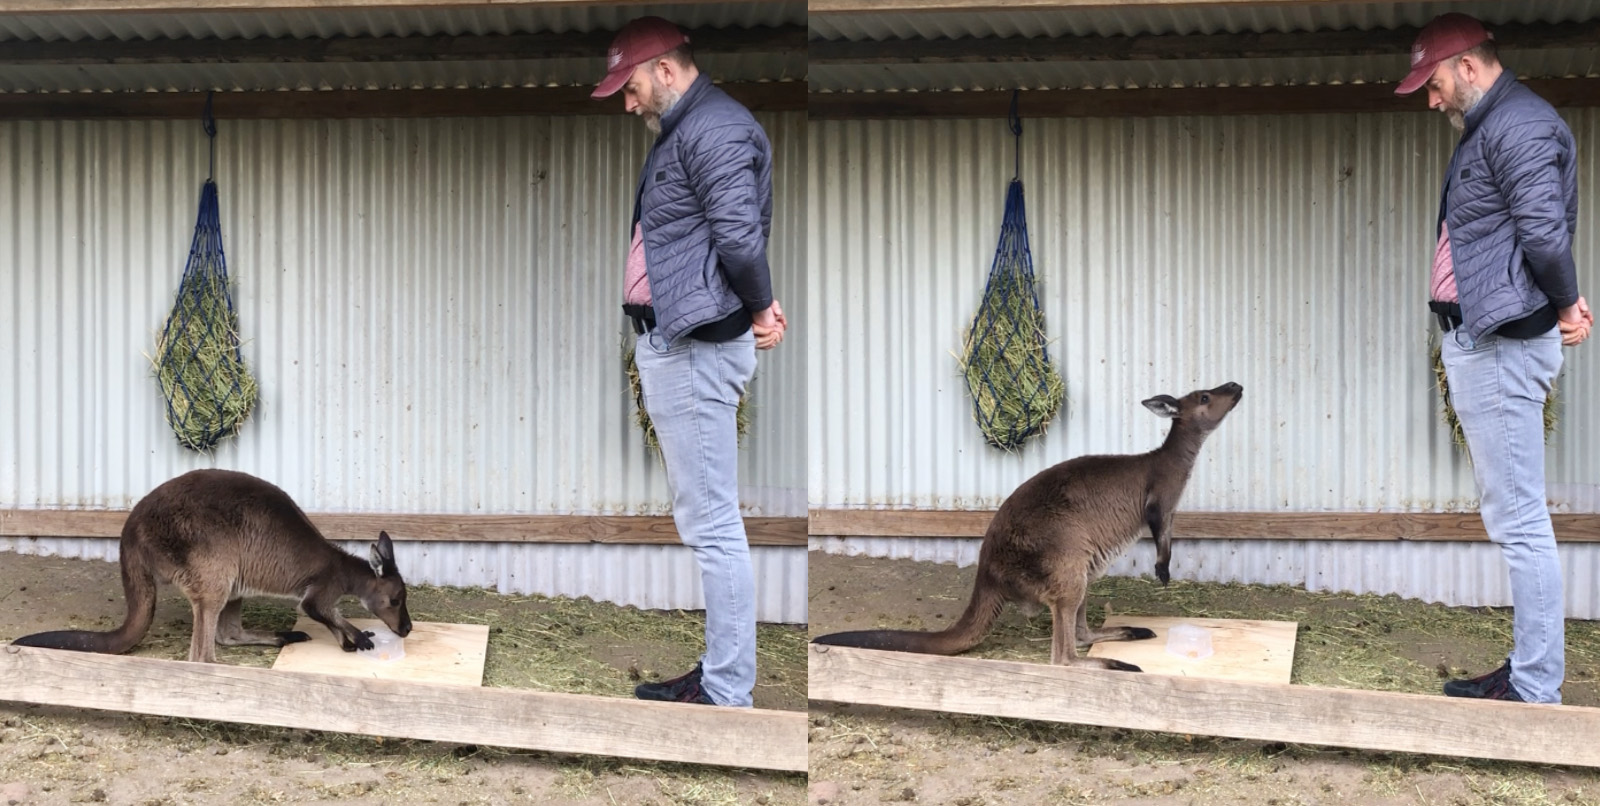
[1074,596,1156,646]
[1049,570,1141,671]
[181,584,230,663]
[214,598,311,647]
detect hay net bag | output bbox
[154,93,258,452]
[960,91,1066,451]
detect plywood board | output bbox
[809,645,1600,769]
[272,618,487,687]
[1086,616,1297,685]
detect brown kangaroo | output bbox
[813,382,1243,670]
[12,469,412,663]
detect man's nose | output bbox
[625,96,639,113]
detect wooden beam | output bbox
[0,26,807,66]
[0,509,807,547]
[809,645,1600,769]
[807,508,1600,542]
[1,646,806,772]
[806,79,1600,118]
[0,83,807,120]
[809,21,1600,64]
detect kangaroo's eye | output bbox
[390,598,400,607]
[1201,394,1211,404]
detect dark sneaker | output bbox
[634,663,703,702]
[672,681,717,706]
[1443,659,1511,698]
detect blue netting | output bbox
[959,93,1065,451]
[154,96,257,452]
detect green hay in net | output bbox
[623,339,751,456]
[960,177,1066,451]
[1430,336,1558,457]
[154,179,258,452]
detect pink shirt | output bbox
[624,222,652,306]
[1431,221,1459,303]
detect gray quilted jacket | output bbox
[1440,69,1580,342]
[633,73,774,344]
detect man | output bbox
[1397,13,1591,704]
[593,16,787,708]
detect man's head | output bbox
[1396,13,1502,130]
[592,17,699,133]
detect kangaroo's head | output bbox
[362,531,413,637]
[1141,382,1244,434]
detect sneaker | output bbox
[634,663,703,702]
[672,681,717,706]
[1442,659,1509,698]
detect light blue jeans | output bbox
[633,328,758,707]
[1441,324,1565,703]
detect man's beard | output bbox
[641,80,683,134]
[1444,74,1486,131]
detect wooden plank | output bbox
[809,21,1600,64]
[0,509,807,547]
[271,618,489,687]
[808,645,1600,769]
[0,26,807,66]
[806,508,1600,542]
[0,82,807,120]
[807,79,1600,119]
[1084,615,1297,685]
[0,645,806,771]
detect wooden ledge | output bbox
[807,508,1600,542]
[1,646,806,772]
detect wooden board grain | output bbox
[1,646,806,772]
[271,618,488,687]
[1084,616,1296,685]
[808,645,1600,768]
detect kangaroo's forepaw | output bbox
[278,630,311,645]
[1126,627,1157,641]
[1105,659,1144,672]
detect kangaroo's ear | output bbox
[370,532,396,577]
[1142,396,1180,418]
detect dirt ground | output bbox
[807,551,1600,806]
[0,552,805,806]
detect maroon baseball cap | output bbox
[592,17,689,99]
[1396,13,1493,96]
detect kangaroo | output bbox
[12,469,412,664]
[813,382,1243,670]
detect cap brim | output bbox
[1395,63,1435,96]
[591,66,631,99]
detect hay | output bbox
[153,269,258,452]
[1429,336,1558,456]
[623,339,751,456]
[960,268,1066,451]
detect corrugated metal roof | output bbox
[810,50,1600,93]
[0,53,807,93]
[0,3,806,93]
[809,1,1600,41]
[1,3,805,42]
[812,537,1600,620]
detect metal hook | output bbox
[203,91,217,181]
[1009,89,1022,179]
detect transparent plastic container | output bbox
[1165,623,1213,660]
[357,626,406,663]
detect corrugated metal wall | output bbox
[0,112,806,622]
[808,110,1599,513]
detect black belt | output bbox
[1430,300,1556,338]
[1430,300,1464,333]
[622,304,753,342]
